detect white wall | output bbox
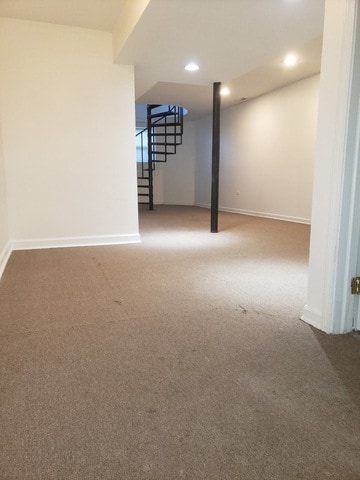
[195,75,320,224]
[0,18,139,248]
[163,121,195,205]
[0,119,10,277]
[153,164,165,205]
[194,115,212,208]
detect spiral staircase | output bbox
[136,104,184,210]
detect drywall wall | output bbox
[153,165,165,205]
[0,119,10,277]
[113,0,151,63]
[0,18,139,247]
[194,116,212,208]
[163,121,195,205]
[195,75,320,223]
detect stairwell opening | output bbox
[135,104,188,210]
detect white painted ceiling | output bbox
[0,0,325,121]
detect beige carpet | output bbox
[0,205,359,479]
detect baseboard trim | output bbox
[301,305,325,332]
[194,202,211,209]
[0,241,12,280]
[154,202,195,207]
[11,234,141,251]
[163,202,195,206]
[194,203,311,225]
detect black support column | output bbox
[211,82,221,233]
[147,104,154,211]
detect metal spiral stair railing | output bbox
[136,104,184,210]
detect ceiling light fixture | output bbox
[220,87,230,96]
[185,63,199,72]
[283,54,298,66]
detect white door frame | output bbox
[302,0,360,334]
[334,0,360,332]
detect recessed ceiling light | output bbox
[283,54,298,66]
[220,87,230,96]
[185,63,199,72]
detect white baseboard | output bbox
[194,203,311,225]
[163,202,195,206]
[0,241,12,280]
[301,305,325,332]
[194,202,211,209]
[11,233,141,251]
[0,234,140,280]
[153,202,195,206]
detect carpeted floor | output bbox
[0,205,359,479]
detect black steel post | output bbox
[211,82,221,232]
[147,104,154,210]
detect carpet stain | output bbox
[237,304,247,314]
[147,409,157,415]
